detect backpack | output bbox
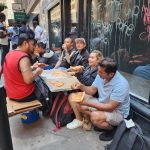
[106,119,150,150]
[34,76,53,116]
[50,92,75,129]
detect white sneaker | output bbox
[66,119,83,129]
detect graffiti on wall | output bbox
[139,4,150,41]
[91,0,148,68]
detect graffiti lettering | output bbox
[142,5,150,25]
[116,18,127,32]
[125,8,132,18]
[101,37,109,45]
[140,5,150,41]
[102,23,113,35]
[92,21,113,35]
[124,5,140,20]
[125,24,135,37]
[107,0,122,10]
[133,5,140,17]
[115,17,135,36]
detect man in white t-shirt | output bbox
[33,20,47,46]
[0,13,11,65]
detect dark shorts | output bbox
[11,91,37,102]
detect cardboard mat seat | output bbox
[7,98,42,117]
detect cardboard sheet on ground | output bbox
[7,99,42,117]
[41,70,80,92]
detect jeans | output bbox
[1,44,9,66]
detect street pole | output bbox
[0,87,13,150]
[148,92,150,105]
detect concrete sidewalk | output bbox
[9,114,109,150]
[1,49,108,150]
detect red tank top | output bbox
[3,50,35,100]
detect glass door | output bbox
[49,4,61,52]
[89,0,150,102]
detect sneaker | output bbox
[99,127,117,141]
[66,119,83,129]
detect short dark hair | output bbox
[18,33,34,46]
[99,58,118,74]
[65,37,73,43]
[33,20,39,26]
[0,13,6,20]
[36,42,46,49]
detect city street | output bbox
[1,49,108,150]
[9,115,108,150]
[0,0,150,150]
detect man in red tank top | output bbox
[3,33,43,102]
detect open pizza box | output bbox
[41,69,69,80]
[45,76,80,92]
[41,69,81,92]
[7,98,42,117]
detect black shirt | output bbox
[70,48,89,68]
[60,48,75,68]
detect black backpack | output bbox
[34,76,53,116]
[106,120,150,150]
[50,92,75,129]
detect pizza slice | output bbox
[69,66,84,72]
[50,71,67,77]
[48,81,64,87]
[71,92,85,102]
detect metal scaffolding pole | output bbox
[0,87,13,150]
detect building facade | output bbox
[22,0,150,103]
[1,0,149,134]
[0,0,16,25]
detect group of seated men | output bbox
[2,33,130,142]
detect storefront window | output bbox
[90,0,150,102]
[49,5,61,51]
[69,0,78,40]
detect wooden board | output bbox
[9,100,41,111]
[7,99,42,117]
[8,105,42,117]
